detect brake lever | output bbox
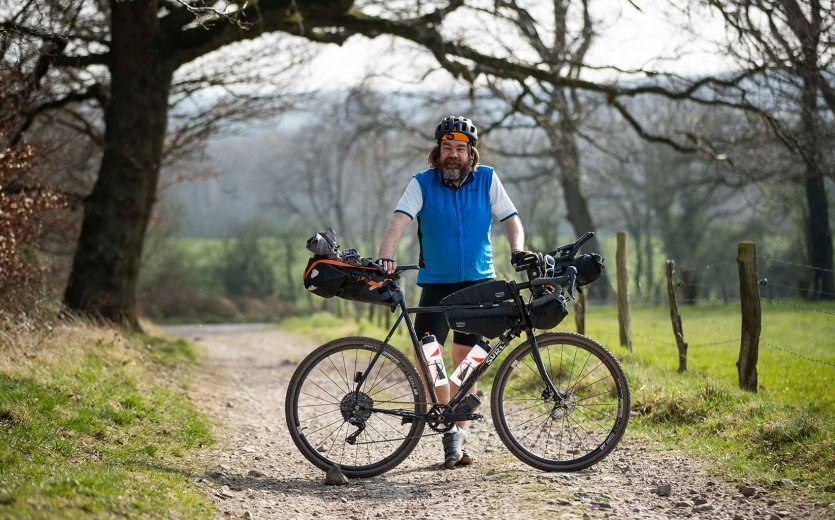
[565,267,577,299]
[530,266,577,299]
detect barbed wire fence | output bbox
[596,238,834,388]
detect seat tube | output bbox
[400,298,439,405]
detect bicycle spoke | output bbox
[504,400,547,417]
[299,391,340,406]
[495,335,629,470]
[569,362,606,394]
[315,365,351,397]
[299,407,341,423]
[366,369,406,398]
[288,340,426,476]
[327,355,351,391]
[303,416,346,437]
[307,376,344,405]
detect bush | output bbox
[0,100,65,321]
[215,219,275,297]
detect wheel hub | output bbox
[542,387,576,419]
[340,392,373,421]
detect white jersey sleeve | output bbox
[394,177,423,220]
[490,172,518,221]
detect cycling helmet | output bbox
[435,116,478,146]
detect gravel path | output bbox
[162,324,830,520]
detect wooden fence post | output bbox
[574,290,586,335]
[737,242,761,392]
[616,232,632,350]
[666,260,688,372]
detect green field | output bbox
[0,325,214,517]
[282,299,835,500]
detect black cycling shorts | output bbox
[414,279,491,347]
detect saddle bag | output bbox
[441,281,521,339]
[303,257,398,308]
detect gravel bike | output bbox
[285,232,630,477]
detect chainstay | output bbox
[346,429,446,445]
[343,400,475,445]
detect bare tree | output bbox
[5,0,812,327]
[697,0,835,298]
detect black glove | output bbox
[376,257,397,274]
[511,250,541,271]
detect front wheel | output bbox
[285,336,426,478]
[491,332,630,471]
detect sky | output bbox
[301,0,736,90]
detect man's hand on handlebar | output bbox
[511,250,541,271]
[376,257,397,274]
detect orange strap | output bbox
[304,258,388,281]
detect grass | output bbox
[282,299,835,501]
[578,300,834,501]
[0,322,214,518]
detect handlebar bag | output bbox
[441,281,521,339]
[573,253,605,287]
[303,257,398,307]
[528,293,568,330]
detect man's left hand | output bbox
[511,250,540,271]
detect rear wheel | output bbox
[491,332,630,471]
[285,337,426,477]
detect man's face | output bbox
[439,139,470,183]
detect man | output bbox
[377,115,526,469]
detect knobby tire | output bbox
[285,337,426,478]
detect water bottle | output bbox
[421,335,448,387]
[449,342,489,386]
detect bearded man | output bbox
[377,115,526,469]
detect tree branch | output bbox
[11,83,106,146]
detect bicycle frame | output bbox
[352,279,563,424]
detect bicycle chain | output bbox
[341,400,472,445]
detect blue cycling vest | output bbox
[414,165,496,284]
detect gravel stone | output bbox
[652,484,672,497]
[165,324,820,520]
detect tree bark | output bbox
[552,142,611,300]
[800,75,834,299]
[64,0,173,327]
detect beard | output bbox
[441,156,469,183]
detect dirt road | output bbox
[162,324,827,520]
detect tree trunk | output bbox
[632,225,643,302]
[551,145,612,300]
[800,75,834,299]
[64,0,173,328]
[643,210,655,303]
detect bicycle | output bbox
[285,232,630,478]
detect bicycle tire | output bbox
[491,332,630,471]
[285,336,426,478]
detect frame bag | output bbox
[441,280,521,339]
